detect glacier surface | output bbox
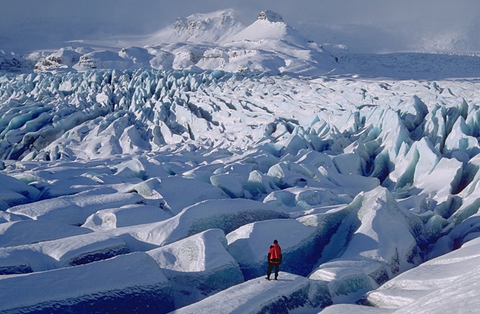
[2,66,480,313]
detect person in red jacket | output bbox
[266,239,282,280]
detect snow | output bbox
[0,219,92,247]
[151,9,245,45]
[0,252,175,313]
[307,187,422,302]
[332,236,480,313]
[133,199,289,246]
[0,172,40,210]
[6,189,145,225]
[1,5,480,314]
[227,219,318,279]
[147,229,244,308]
[82,204,172,231]
[170,272,331,314]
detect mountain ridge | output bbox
[0,10,336,76]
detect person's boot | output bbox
[265,276,270,281]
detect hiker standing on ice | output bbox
[266,239,282,280]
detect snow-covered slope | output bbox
[0,10,338,76]
[322,235,480,313]
[149,9,245,45]
[230,10,307,45]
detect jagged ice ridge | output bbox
[2,66,480,312]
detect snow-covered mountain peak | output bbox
[257,10,284,23]
[174,10,238,33]
[230,10,310,47]
[156,9,244,44]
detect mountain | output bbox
[0,50,33,73]
[1,10,338,76]
[149,9,245,44]
[224,10,337,74]
[231,10,308,45]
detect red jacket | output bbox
[268,243,282,264]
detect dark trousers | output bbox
[267,262,279,279]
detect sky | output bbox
[1,0,479,53]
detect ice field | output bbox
[2,7,480,314]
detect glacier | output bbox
[2,66,480,313]
[2,7,480,314]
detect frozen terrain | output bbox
[2,6,480,314]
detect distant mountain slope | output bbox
[230,10,308,45]
[0,10,338,76]
[148,9,245,44]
